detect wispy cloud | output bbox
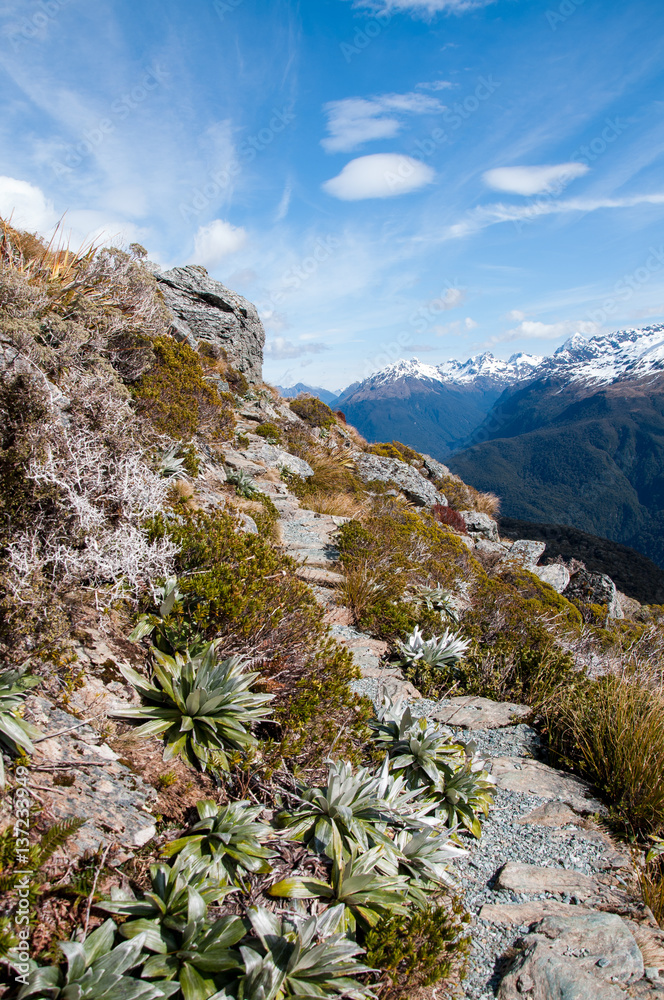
[417,80,454,91]
[483,163,589,196]
[189,219,248,269]
[321,93,444,153]
[350,0,495,16]
[264,338,330,359]
[445,192,664,239]
[323,154,435,200]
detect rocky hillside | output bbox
[2,225,664,1000]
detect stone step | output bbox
[433,696,532,730]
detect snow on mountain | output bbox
[358,325,664,395]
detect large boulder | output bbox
[353,452,446,507]
[564,567,623,619]
[460,510,499,541]
[500,538,546,570]
[155,265,265,383]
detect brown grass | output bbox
[334,560,396,620]
[304,491,367,518]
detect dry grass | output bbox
[305,490,367,518]
[473,491,500,516]
[438,475,500,517]
[334,560,396,621]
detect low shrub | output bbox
[432,503,467,533]
[437,475,500,516]
[459,646,578,709]
[225,365,249,396]
[289,395,336,429]
[133,335,235,441]
[364,901,470,1000]
[255,421,282,443]
[367,441,421,464]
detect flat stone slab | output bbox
[433,696,531,730]
[498,912,643,999]
[295,566,344,587]
[495,862,598,900]
[517,801,580,826]
[26,696,157,857]
[491,756,605,814]
[480,900,594,926]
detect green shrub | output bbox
[364,901,470,1000]
[255,421,282,443]
[0,669,42,784]
[367,441,421,464]
[289,396,336,429]
[133,336,235,441]
[459,646,578,709]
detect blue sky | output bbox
[2,0,664,390]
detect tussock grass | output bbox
[545,672,664,836]
[306,490,367,518]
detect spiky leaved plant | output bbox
[225,467,261,498]
[0,669,41,786]
[110,641,272,772]
[394,625,470,671]
[370,700,494,838]
[157,445,187,479]
[268,846,411,934]
[391,828,467,893]
[17,920,172,1000]
[413,584,460,623]
[160,799,276,886]
[99,857,237,953]
[128,578,205,656]
[276,758,418,859]
[236,905,377,999]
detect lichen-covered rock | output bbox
[155,265,265,382]
[500,538,546,570]
[498,912,644,999]
[533,563,571,593]
[420,453,451,480]
[433,696,531,729]
[245,441,314,477]
[353,452,445,506]
[460,510,499,541]
[564,567,623,619]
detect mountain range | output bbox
[279,325,664,568]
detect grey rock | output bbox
[498,912,643,999]
[238,513,258,534]
[222,448,267,477]
[353,452,445,507]
[491,757,605,815]
[156,265,265,382]
[517,801,580,827]
[420,453,451,480]
[532,563,571,593]
[26,696,157,857]
[500,538,546,571]
[460,510,499,541]
[564,568,624,619]
[480,899,594,925]
[245,441,313,477]
[433,696,531,730]
[494,862,598,900]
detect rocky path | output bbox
[264,481,664,999]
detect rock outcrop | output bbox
[353,452,447,507]
[155,265,265,383]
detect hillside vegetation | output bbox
[2,225,664,1000]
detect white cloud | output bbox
[0,176,58,231]
[507,309,525,321]
[322,93,444,153]
[504,318,599,343]
[483,163,589,196]
[417,80,454,91]
[445,192,664,240]
[274,184,292,222]
[323,154,435,201]
[351,0,494,15]
[464,316,478,329]
[264,338,330,359]
[189,219,248,268]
